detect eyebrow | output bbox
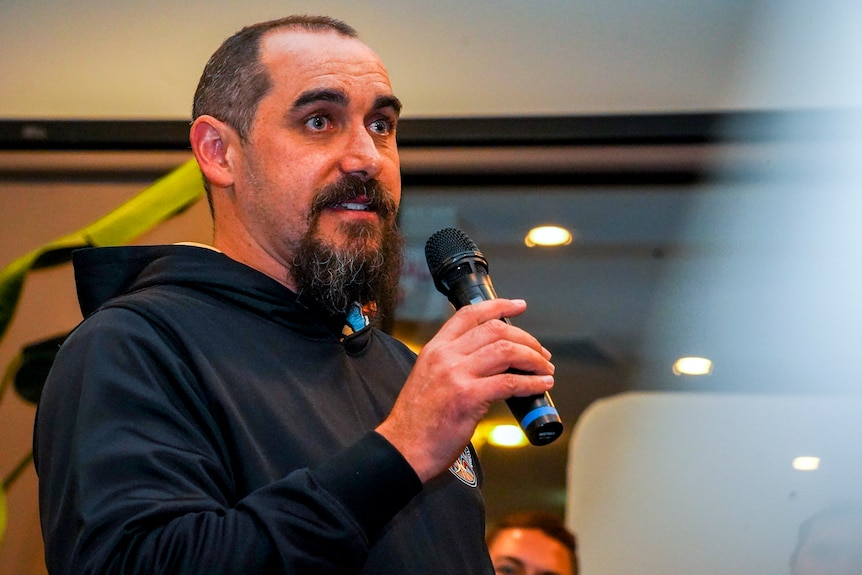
[375,94,403,116]
[291,88,402,116]
[292,88,348,110]
[495,556,563,575]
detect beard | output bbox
[290,175,404,321]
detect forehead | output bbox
[489,528,573,573]
[259,29,393,98]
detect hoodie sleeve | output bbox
[34,307,422,575]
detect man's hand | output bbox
[376,298,555,482]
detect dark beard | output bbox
[291,176,404,321]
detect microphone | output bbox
[424,227,563,446]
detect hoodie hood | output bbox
[72,244,347,338]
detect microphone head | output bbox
[425,227,491,302]
[424,227,481,278]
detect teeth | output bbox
[340,202,369,211]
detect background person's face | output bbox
[792,517,862,575]
[488,528,574,575]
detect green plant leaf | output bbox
[0,158,204,342]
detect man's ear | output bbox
[190,116,239,189]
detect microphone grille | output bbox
[424,227,479,276]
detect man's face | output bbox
[227,29,402,297]
[792,516,862,575]
[488,528,574,575]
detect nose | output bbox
[339,124,382,182]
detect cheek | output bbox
[381,151,401,193]
[383,176,402,208]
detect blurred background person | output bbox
[790,503,862,575]
[486,511,577,575]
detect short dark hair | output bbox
[192,15,358,141]
[487,510,578,572]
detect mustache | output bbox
[310,175,398,219]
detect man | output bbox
[34,15,555,574]
[790,504,862,575]
[486,511,578,575]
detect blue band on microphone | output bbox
[520,406,559,429]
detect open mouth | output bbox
[330,195,374,212]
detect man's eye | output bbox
[305,116,330,131]
[369,118,392,135]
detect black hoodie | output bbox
[34,244,491,574]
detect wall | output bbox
[0,154,209,573]
[2,0,771,120]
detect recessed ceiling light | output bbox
[525,225,573,247]
[792,456,820,471]
[672,356,713,376]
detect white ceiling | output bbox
[2,0,853,120]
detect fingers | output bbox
[463,319,555,375]
[433,299,549,353]
[425,299,553,376]
[484,370,555,402]
[435,298,528,337]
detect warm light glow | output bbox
[401,340,424,355]
[793,456,821,471]
[525,225,573,247]
[486,424,529,447]
[672,356,713,376]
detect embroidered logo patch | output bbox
[449,446,478,487]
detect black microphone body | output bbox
[425,228,563,446]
